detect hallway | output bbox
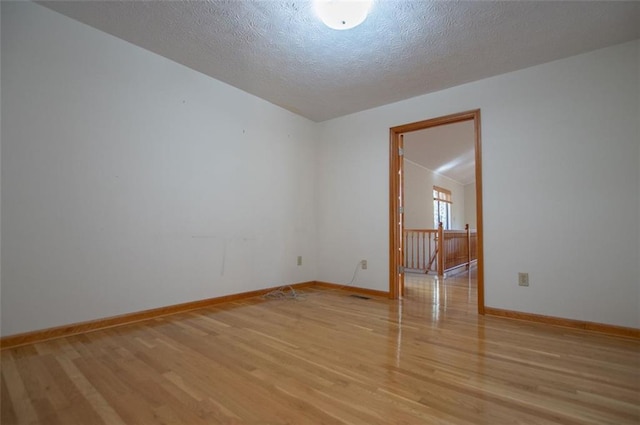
[403,267,478,318]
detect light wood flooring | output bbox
[2,271,639,424]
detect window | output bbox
[433,186,452,229]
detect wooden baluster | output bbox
[405,230,410,270]
[403,231,406,269]
[406,231,409,269]
[411,232,415,269]
[416,231,420,270]
[420,232,427,270]
[413,231,417,270]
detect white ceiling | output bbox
[39,1,640,122]
[404,120,475,185]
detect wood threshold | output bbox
[484,307,640,339]
[0,281,390,350]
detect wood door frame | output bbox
[389,109,485,314]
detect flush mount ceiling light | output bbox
[314,0,373,30]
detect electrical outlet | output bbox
[297,256,302,266]
[361,260,367,270]
[518,272,529,287]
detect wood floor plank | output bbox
[55,354,125,425]
[1,370,19,424]
[1,352,39,424]
[1,269,639,424]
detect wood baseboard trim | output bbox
[313,281,390,298]
[484,307,640,339]
[0,281,316,350]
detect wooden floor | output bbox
[2,270,639,424]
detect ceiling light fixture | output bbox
[314,0,373,30]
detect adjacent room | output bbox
[2,1,639,423]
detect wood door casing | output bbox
[389,110,484,314]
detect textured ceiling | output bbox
[40,1,640,122]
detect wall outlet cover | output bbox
[518,272,529,286]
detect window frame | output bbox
[433,186,452,230]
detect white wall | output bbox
[317,40,640,328]
[1,2,318,336]
[404,160,431,230]
[404,159,465,230]
[0,10,2,329]
[464,182,477,229]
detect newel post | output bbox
[465,223,470,270]
[437,222,444,277]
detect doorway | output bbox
[389,110,484,314]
